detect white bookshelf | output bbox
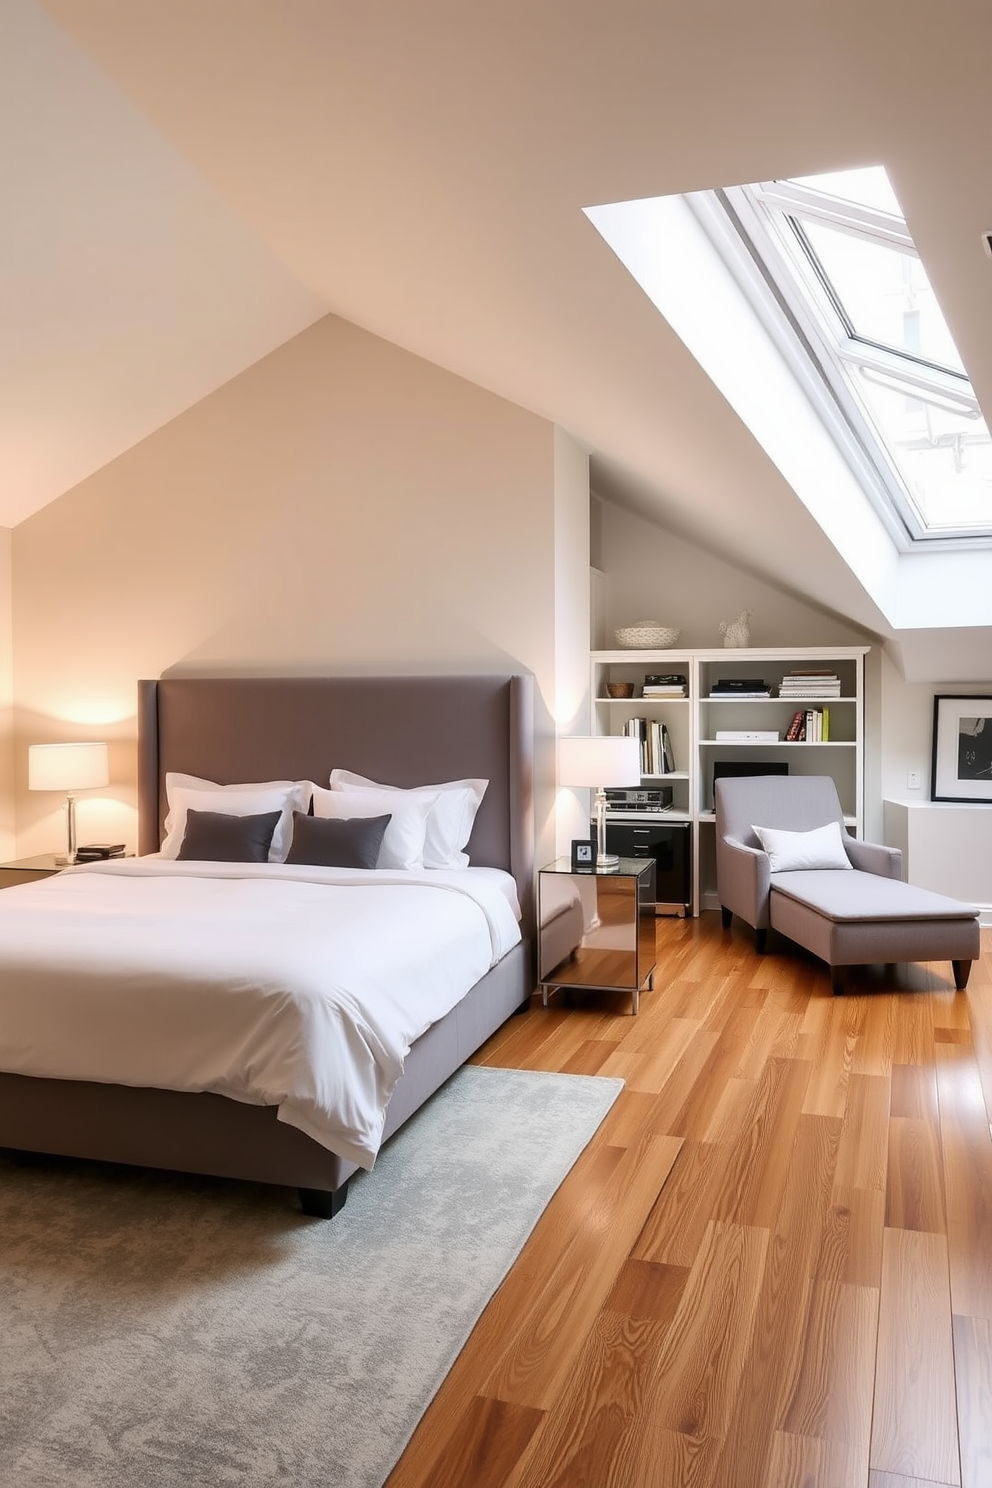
[591,645,868,914]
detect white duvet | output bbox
[0,859,522,1168]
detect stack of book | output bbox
[785,709,830,742]
[74,843,126,862]
[779,669,842,699]
[622,718,676,774]
[643,673,687,698]
[708,677,771,699]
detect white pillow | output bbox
[328,769,488,870]
[752,820,853,873]
[161,773,312,863]
[311,784,439,871]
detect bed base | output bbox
[299,1186,349,1219]
[0,939,531,1217]
[1,673,535,1217]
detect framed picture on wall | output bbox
[931,694,992,803]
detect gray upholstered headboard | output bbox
[137,674,534,931]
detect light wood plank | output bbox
[765,1430,869,1488]
[717,1055,813,1229]
[890,1063,939,1122]
[892,991,936,1067]
[801,994,863,1117]
[851,994,898,1077]
[632,1138,727,1269]
[484,1133,683,1411]
[501,1268,688,1488]
[953,1312,992,1488]
[868,1472,958,1488]
[644,1218,770,1440]
[410,1396,543,1488]
[708,1114,845,1488]
[599,1011,702,1095]
[781,1280,878,1447]
[935,1039,992,1319]
[834,1073,890,1193]
[886,1116,946,1233]
[819,1183,885,1289]
[869,1227,960,1485]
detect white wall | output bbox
[12,314,573,858]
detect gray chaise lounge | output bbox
[714,774,981,994]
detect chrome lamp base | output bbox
[594,788,620,871]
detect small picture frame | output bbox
[931,694,992,803]
[570,837,597,872]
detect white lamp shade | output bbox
[558,735,641,789]
[28,741,109,792]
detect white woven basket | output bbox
[615,623,680,650]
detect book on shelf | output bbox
[709,678,769,692]
[779,669,841,698]
[714,730,780,742]
[662,723,676,773]
[643,672,687,698]
[623,717,676,774]
[779,684,841,695]
[784,707,830,742]
[708,689,771,699]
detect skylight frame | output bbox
[710,174,992,546]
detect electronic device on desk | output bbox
[604,787,674,813]
[74,843,126,861]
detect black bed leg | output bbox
[720,906,732,929]
[755,928,767,954]
[299,1183,349,1219]
[953,959,973,991]
[831,967,846,997]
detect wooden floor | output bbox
[386,911,992,1488]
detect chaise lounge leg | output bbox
[299,1182,349,1219]
[755,928,767,954]
[831,966,846,996]
[953,959,973,991]
[721,906,732,929]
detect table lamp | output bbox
[28,741,110,865]
[558,735,641,869]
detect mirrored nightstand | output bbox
[0,854,63,889]
[538,857,657,1014]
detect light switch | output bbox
[907,769,921,789]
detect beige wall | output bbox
[594,498,875,652]
[551,428,592,855]
[12,314,577,856]
[0,527,13,859]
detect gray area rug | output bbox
[0,1066,622,1488]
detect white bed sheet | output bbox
[0,859,521,1169]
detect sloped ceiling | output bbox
[9,0,992,675]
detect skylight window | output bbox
[723,167,992,541]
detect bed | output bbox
[0,674,534,1217]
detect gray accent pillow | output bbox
[177,808,283,863]
[285,811,392,870]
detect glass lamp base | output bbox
[596,852,620,870]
